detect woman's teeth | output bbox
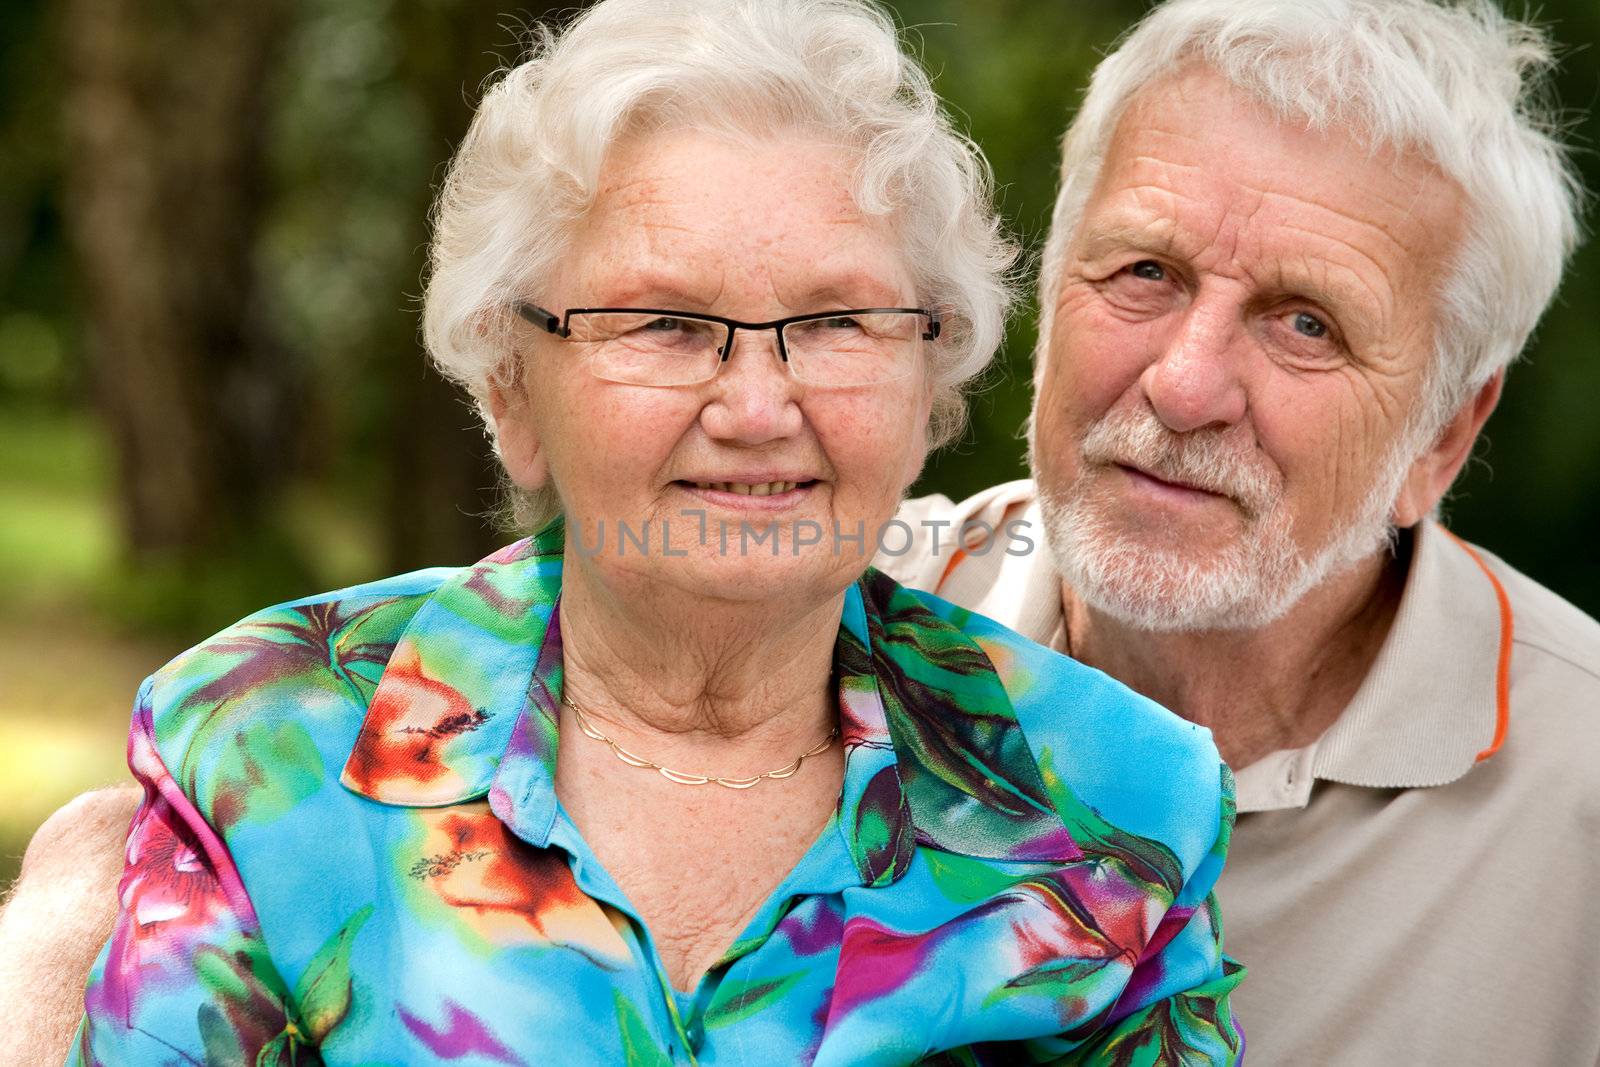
[692,481,800,496]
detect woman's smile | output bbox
[674,477,821,510]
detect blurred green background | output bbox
[1,0,1595,886]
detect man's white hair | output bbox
[1036,0,1584,437]
[422,0,1016,528]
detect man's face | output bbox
[1032,66,1466,631]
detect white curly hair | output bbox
[1035,0,1584,438]
[422,0,1018,528]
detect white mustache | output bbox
[1079,407,1279,515]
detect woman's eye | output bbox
[641,317,685,333]
[1292,311,1329,339]
[819,316,863,330]
[1130,260,1166,281]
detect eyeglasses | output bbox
[516,303,940,387]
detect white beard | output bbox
[1037,405,1420,633]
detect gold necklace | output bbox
[562,695,839,790]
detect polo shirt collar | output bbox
[340,525,1078,885]
[954,497,1070,654]
[1234,520,1509,812]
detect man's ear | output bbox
[487,381,549,491]
[1392,370,1504,528]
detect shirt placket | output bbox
[485,581,918,1063]
[542,808,708,1063]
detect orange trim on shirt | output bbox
[1442,529,1514,762]
[937,547,969,589]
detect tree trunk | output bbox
[62,0,293,566]
[381,1,578,571]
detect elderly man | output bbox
[3,0,1593,1062]
[885,0,1596,1062]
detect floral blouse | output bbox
[72,524,1243,1065]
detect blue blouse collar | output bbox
[340,521,1077,887]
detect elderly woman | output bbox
[70,0,1241,1062]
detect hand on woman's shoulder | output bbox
[0,786,144,1066]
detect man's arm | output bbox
[0,786,140,1063]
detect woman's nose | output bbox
[698,328,805,444]
[1139,298,1248,433]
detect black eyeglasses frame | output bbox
[515,302,941,369]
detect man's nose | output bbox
[699,328,805,444]
[1139,296,1248,433]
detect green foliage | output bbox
[95,526,319,638]
[0,409,113,601]
[0,0,80,408]
[0,0,1595,631]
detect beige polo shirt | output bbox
[883,480,1600,1066]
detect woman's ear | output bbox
[900,374,936,491]
[487,381,549,491]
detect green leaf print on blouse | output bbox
[295,904,374,1044]
[858,570,1076,863]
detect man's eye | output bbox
[1292,312,1329,338]
[1130,260,1165,281]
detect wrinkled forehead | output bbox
[1080,66,1467,313]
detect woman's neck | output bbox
[555,556,844,772]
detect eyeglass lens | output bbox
[565,312,922,386]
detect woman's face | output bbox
[494,128,932,605]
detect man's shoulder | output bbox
[881,480,1058,644]
[879,479,1039,584]
[1440,533,1600,719]
[889,579,1228,877]
[1400,532,1600,810]
[1468,544,1600,793]
[890,478,1039,542]
[1477,544,1600,687]
[138,566,462,790]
